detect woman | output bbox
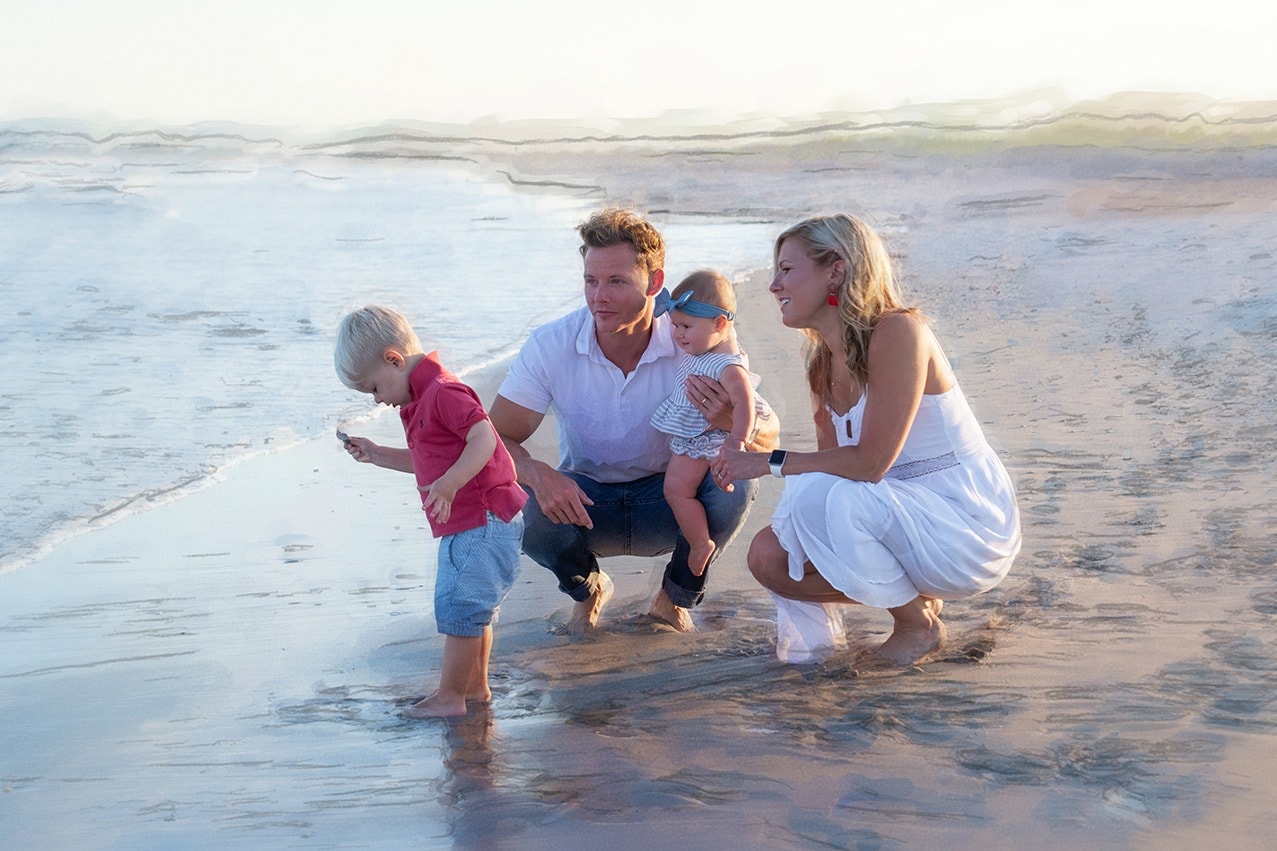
[712,214,1020,666]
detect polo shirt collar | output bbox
[575,309,677,366]
[408,351,445,398]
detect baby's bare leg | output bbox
[664,453,715,576]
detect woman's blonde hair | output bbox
[774,214,919,405]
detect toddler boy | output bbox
[335,305,526,718]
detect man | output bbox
[489,208,779,633]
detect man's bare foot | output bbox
[648,588,696,633]
[688,539,716,577]
[872,613,948,667]
[563,572,614,636]
[403,692,468,719]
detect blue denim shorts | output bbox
[434,512,523,637]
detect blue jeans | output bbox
[519,471,758,609]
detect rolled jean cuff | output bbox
[662,574,702,609]
[564,569,602,604]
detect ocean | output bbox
[0,123,774,574]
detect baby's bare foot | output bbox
[688,539,716,577]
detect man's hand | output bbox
[684,374,779,452]
[489,393,594,528]
[527,464,595,528]
[685,373,731,431]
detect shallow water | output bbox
[0,124,774,574]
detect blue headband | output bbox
[653,288,735,321]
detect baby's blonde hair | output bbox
[334,305,423,388]
[671,269,736,318]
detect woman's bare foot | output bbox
[648,588,696,633]
[688,539,716,577]
[563,572,614,635]
[403,691,468,719]
[871,598,947,666]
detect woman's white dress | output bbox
[768,384,1021,662]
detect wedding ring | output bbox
[701,397,709,404]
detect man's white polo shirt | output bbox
[498,306,679,483]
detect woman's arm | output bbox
[714,313,931,483]
[778,313,927,481]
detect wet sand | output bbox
[4,100,1277,847]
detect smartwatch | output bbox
[768,449,788,478]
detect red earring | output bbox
[827,292,839,306]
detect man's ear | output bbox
[647,267,665,296]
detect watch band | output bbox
[768,449,788,478]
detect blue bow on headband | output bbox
[653,288,735,320]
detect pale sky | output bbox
[3,0,1275,128]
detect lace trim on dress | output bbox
[886,452,959,481]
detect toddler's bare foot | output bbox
[872,615,947,667]
[924,597,943,617]
[648,588,696,633]
[563,572,613,635]
[688,539,716,577]
[403,692,468,719]
[397,687,490,705]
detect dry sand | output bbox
[3,100,1277,847]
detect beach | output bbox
[3,96,1277,847]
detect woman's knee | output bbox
[747,527,788,589]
